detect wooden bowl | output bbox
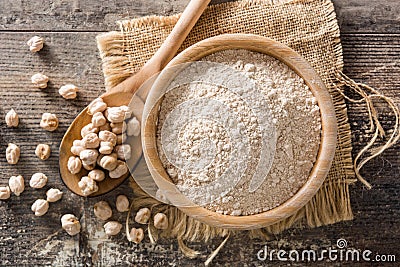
[142,34,337,230]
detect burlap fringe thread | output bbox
[334,71,400,189]
[96,0,400,264]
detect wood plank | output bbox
[341,35,400,261]
[0,32,100,265]
[342,34,400,97]
[341,33,400,164]
[0,0,207,32]
[334,0,400,33]
[0,0,399,33]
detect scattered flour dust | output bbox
[156,49,321,215]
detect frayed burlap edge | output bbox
[96,0,400,262]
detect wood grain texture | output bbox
[0,0,227,32]
[0,0,399,266]
[1,0,399,33]
[333,0,400,33]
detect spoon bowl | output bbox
[59,92,144,197]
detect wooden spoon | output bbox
[59,0,211,197]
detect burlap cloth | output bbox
[96,0,399,258]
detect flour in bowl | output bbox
[156,49,321,215]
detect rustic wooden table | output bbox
[0,0,398,266]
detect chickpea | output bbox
[6,143,20,164]
[153,213,168,229]
[135,208,151,224]
[129,228,144,244]
[46,188,63,202]
[9,175,24,196]
[61,214,81,236]
[93,201,112,221]
[40,113,58,131]
[78,176,98,196]
[31,199,49,216]
[30,173,48,189]
[104,221,122,236]
[116,195,129,212]
[67,156,82,174]
[35,144,51,160]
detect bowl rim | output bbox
[141,33,338,230]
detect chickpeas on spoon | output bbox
[59,0,211,197]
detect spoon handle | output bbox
[144,0,211,71]
[108,0,210,95]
